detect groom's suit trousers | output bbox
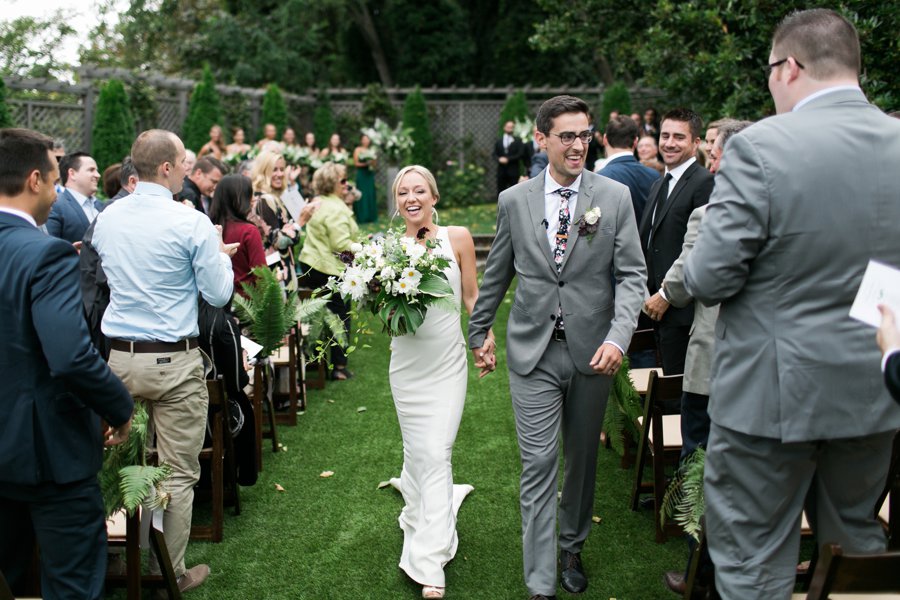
[509,339,613,596]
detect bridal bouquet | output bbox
[328,229,456,336]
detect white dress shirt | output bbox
[793,85,862,112]
[0,206,37,227]
[543,172,581,249]
[67,187,99,222]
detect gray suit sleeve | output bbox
[606,187,648,351]
[662,206,705,308]
[467,194,516,349]
[684,134,769,306]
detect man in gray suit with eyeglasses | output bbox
[469,95,646,600]
[684,9,900,599]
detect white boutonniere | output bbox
[576,207,602,240]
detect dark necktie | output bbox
[553,187,574,330]
[651,173,673,227]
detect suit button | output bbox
[550,315,556,321]
[558,281,565,287]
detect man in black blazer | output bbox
[493,120,525,194]
[46,151,104,243]
[879,304,900,402]
[177,156,225,215]
[0,128,133,599]
[639,108,714,374]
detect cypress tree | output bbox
[182,64,222,152]
[600,82,632,126]
[0,75,13,128]
[313,89,335,147]
[91,79,134,172]
[260,84,288,139]
[498,91,529,135]
[361,83,397,127]
[402,86,432,170]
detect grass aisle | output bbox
[183,293,684,599]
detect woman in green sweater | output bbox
[299,161,359,380]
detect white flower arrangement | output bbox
[513,118,535,142]
[323,150,351,165]
[328,228,456,336]
[361,118,415,165]
[358,148,378,162]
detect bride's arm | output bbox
[450,226,495,347]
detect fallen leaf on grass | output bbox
[274,483,285,492]
[377,481,391,489]
[320,470,335,478]
[327,399,335,404]
[592,515,602,524]
[357,406,367,413]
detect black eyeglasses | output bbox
[547,129,594,146]
[340,178,348,184]
[764,57,805,77]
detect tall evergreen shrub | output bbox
[402,86,432,170]
[313,89,335,146]
[182,64,222,152]
[361,83,397,127]
[91,79,134,172]
[600,82,632,127]
[0,76,13,128]
[261,84,288,139]
[498,91,529,134]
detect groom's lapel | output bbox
[526,174,557,273]
[560,172,593,273]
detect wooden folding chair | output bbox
[106,508,181,599]
[190,377,240,543]
[251,358,279,473]
[790,543,900,599]
[297,288,326,391]
[271,330,300,426]
[630,370,685,542]
[628,328,660,366]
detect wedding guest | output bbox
[102,161,123,199]
[226,127,251,157]
[643,107,660,139]
[320,132,346,160]
[199,124,226,160]
[684,10,900,597]
[210,174,266,295]
[282,127,299,149]
[630,112,642,127]
[298,161,357,380]
[93,129,236,594]
[637,134,664,174]
[256,123,279,150]
[352,133,378,223]
[598,115,659,224]
[493,120,525,193]
[303,131,318,154]
[184,149,197,173]
[879,305,900,403]
[0,127,133,600]
[250,151,307,290]
[46,151,103,243]
[178,156,226,216]
[386,165,490,599]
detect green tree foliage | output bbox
[313,90,335,148]
[261,84,288,138]
[361,83,397,127]
[0,76,13,128]
[499,91,530,134]
[0,13,74,78]
[91,79,135,172]
[182,64,222,153]
[600,82,632,126]
[402,86,433,170]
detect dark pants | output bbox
[680,391,711,460]
[655,323,691,375]
[0,477,107,600]
[299,263,350,367]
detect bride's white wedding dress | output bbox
[389,226,473,588]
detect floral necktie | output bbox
[554,188,573,270]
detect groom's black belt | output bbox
[551,328,566,341]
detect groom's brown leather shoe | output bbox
[559,550,587,593]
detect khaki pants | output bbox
[109,347,209,577]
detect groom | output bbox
[469,95,646,599]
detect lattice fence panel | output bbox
[156,98,182,134]
[9,100,86,151]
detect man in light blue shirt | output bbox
[93,129,236,593]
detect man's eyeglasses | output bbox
[764,57,805,77]
[547,129,594,146]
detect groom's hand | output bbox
[472,339,496,378]
[590,342,622,376]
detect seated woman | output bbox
[199,124,227,160]
[209,174,267,296]
[298,161,357,380]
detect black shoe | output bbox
[559,550,587,593]
[528,595,557,600]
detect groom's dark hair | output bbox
[536,95,590,135]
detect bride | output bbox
[388,165,495,599]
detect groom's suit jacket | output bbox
[684,88,900,442]
[469,169,647,375]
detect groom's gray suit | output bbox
[469,168,646,595]
[684,88,900,598]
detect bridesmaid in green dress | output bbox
[352,133,378,223]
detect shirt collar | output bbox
[665,156,696,181]
[66,187,90,206]
[134,181,177,199]
[792,85,863,112]
[544,171,583,196]
[606,150,634,162]
[0,206,37,227]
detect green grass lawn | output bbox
[359,203,500,237]
[174,291,689,600]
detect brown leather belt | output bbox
[110,338,199,353]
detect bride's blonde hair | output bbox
[391,165,440,203]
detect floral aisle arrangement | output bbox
[513,118,535,142]
[282,145,324,169]
[360,119,414,165]
[224,145,260,168]
[327,228,456,336]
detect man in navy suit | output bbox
[0,128,133,599]
[598,115,660,224]
[46,151,104,243]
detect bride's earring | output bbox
[431,206,439,225]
